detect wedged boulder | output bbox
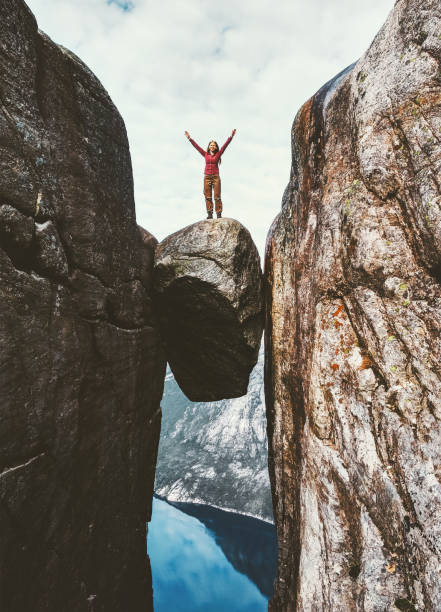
[265,0,441,610]
[154,218,263,401]
[0,2,165,611]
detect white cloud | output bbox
[26,0,395,257]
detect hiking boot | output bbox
[217,212,222,218]
[207,211,213,219]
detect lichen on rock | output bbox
[154,218,263,402]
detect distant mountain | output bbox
[155,347,273,523]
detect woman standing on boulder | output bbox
[185,129,236,219]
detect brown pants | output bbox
[204,174,222,213]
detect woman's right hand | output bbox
[184,131,190,139]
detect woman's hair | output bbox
[207,140,221,164]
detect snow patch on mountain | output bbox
[155,345,273,523]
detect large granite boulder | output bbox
[154,218,263,401]
[265,0,441,610]
[0,2,165,611]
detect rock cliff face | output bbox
[154,218,263,401]
[0,2,165,611]
[265,0,441,610]
[155,346,273,522]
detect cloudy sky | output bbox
[26,0,394,257]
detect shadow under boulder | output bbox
[154,218,263,402]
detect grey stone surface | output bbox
[265,0,441,610]
[0,2,165,610]
[154,217,263,401]
[34,219,68,279]
[0,203,34,253]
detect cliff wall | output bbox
[0,2,165,610]
[265,0,441,609]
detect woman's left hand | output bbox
[231,129,236,137]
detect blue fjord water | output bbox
[148,497,277,612]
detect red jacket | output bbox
[189,136,232,175]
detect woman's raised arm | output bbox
[218,129,236,157]
[185,131,205,157]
